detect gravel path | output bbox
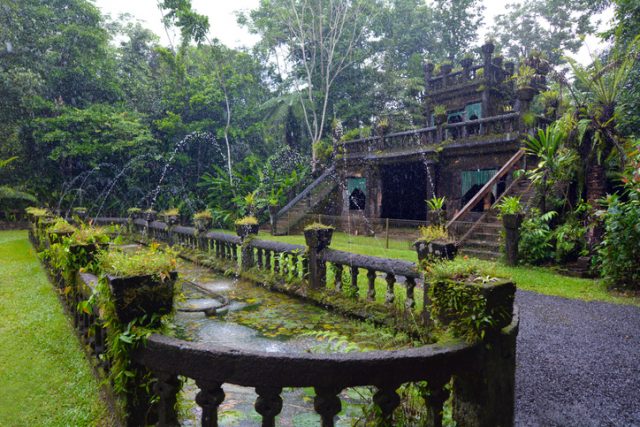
[515,290,640,426]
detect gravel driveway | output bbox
[515,291,640,426]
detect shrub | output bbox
[518,209,556,265]
[497,196,523,216]
[554,220,587,263]
[597,193,640,290]
[98,245,177,279]
[417,224,450,242]
[234,216,258,226]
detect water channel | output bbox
[171,258,418,426]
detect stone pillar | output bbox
[481,42,494,119]
[304,229,333,289]
[503,214,523,266]
[241,242,254,271]
[452,280,518,427]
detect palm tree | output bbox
[566,37,639,247]
[524,124,577,212]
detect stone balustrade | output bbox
[339,112,520,158]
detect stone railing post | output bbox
[452,280,518,427]
[502,213,523,266]
[304,227,334,288]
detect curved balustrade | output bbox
[31,216,520,426]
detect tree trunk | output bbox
[585,161,606,250]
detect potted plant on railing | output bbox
[426,196,447,226]
[97,246,178,325]
[235,216,259,238]
[304,222,335,251]
[193,210,212,232]
[497,196,524,266]
[513,65,537,101]
[72,206,88,220]
[127,207,142,220]
[433,104,448,125]
[375,116,391,136]
[440,60,453,75]
[160,208,180,226]
[47,218,77,245]
[143,208,157,222]
[414,224,457,262]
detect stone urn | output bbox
[236,224,259,238]
[414,239,458,262]
[162,214,179,226]
[72,208,88,220]
[194,218,211,232]
[304,227,334,251]
[517,86,536,102]
[435,113,448,126]
[143,210,157,222]
[107,272,177,325]
[502,213,523,266]
[460,57,473,69]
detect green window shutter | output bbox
[461,169,497,196]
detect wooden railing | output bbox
[446,149,526,234]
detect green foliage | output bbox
[554,220,587,263]
[513,65,536,88]
[597,192,640,290]
[161,208,180,217]
[48,218,76,234]
[98,244,177,278]
[417,225,450,242]
[193,210,212,220]
[497,196,523,216]
[303,222,335,231]
[426,196,446,211]
[518,209,557,265]
[433,104,447,116]
[234,216,258,226]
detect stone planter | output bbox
[502,214,523,266]
[194,218,211,232]
[427,209,446,226]
[68,243,108,269]
[460,57,473,69]
[435,113,447,125]
[162,215,179,226]
[143,210,157,222]
[48,230,74,245]
[304,228,334,251]
[235,224,259,238]
[517,86,536,102]
[107,272,177,325]
[414,239,457,262]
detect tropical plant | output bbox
[426,196,446,211]
[518,209,557,264]
[525,125,577,212]
[193,210,212,220]
[496,196,523,216]
[433,104,447,116]
[417,225,450,242]
[234,216,258,226]
[514,65,536,88]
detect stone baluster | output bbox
[154,371,180,426]
[232,244,238,262]
[314,386,342,427]
[265,250,272,271]
[195,381,225,427]
[282,253,289,276]
[291,253,299,278]
[405,276,416,309]
[385,273,396,304]
[274,254,280,274]
[366,269,376,301]
[214,240,220,258]
[257,248,263,268]
[302,257,309,280]
[334,264,344,291]
[350,266,359,298]
[373,385,401,423]
[423,375,451,427]
[255,386,283,427]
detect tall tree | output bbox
[490,0,601,65]
[244,0,378,170]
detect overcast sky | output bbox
[93,0,612,64]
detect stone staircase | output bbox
[273,166,338,235]
[458,178,535,260]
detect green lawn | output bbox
[236,230,639,306]
[0,230,113,426]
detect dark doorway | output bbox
[381,162,428,220]
[349,188,366,210]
